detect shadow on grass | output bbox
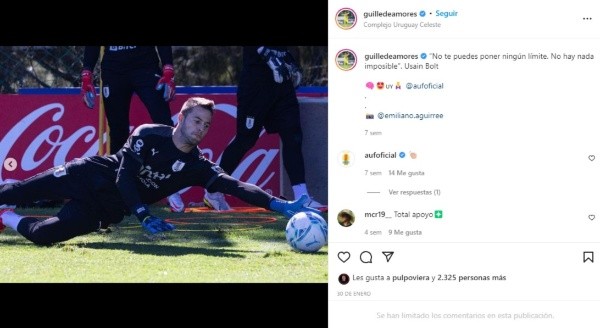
[82,241,261,258]
[5,208,329,250]
[248,213,329,243]
[1,236,268,258]
[100,225,239,247]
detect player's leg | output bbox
[102,71,134,154]
[133,68,174,127]
[219,80,272,174]
[1,200,101,245]
[279,127,325,208]
[0,165,82,207]
[204,82,268,210]
[219,123,262,175]
[279,126,305,187]
[268,85,326,208]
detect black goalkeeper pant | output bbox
[0,160,125,245]
[220,78,307,185]
[101,68,173,154]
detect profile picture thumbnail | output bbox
[335,49,357,71]
[339,150,354,167]
[337,209,355,227]
[336,8,357,30]
[338,273,350,285]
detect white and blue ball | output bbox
[285,211,328,252]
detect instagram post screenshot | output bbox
[0,9,329,321]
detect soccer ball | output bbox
[285,211,328,252]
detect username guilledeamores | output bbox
[363,10,418,19]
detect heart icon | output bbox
[589,214,595,221]
[338,251,350,263]
[589,155,595,161]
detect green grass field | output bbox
[0,205,328,283]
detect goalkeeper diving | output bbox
[0,97,321,245]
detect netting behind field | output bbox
[0,46,327,94]
[0,46,83,93]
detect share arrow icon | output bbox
[382,251,394,262]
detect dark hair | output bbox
[181,97,215,117]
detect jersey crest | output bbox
[172,160,185,172]
[245,116,255,129]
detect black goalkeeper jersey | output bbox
[80,124,224,215]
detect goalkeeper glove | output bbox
[155,64,176,101]
[142,215,175,234]
[269,194,322,219]
[81,69,96,109]
[283,53,302,87]
[134,204,175,234]
[257,47,289,83]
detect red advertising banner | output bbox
[0,93,279,207]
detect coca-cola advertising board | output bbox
[0,92,279,206]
